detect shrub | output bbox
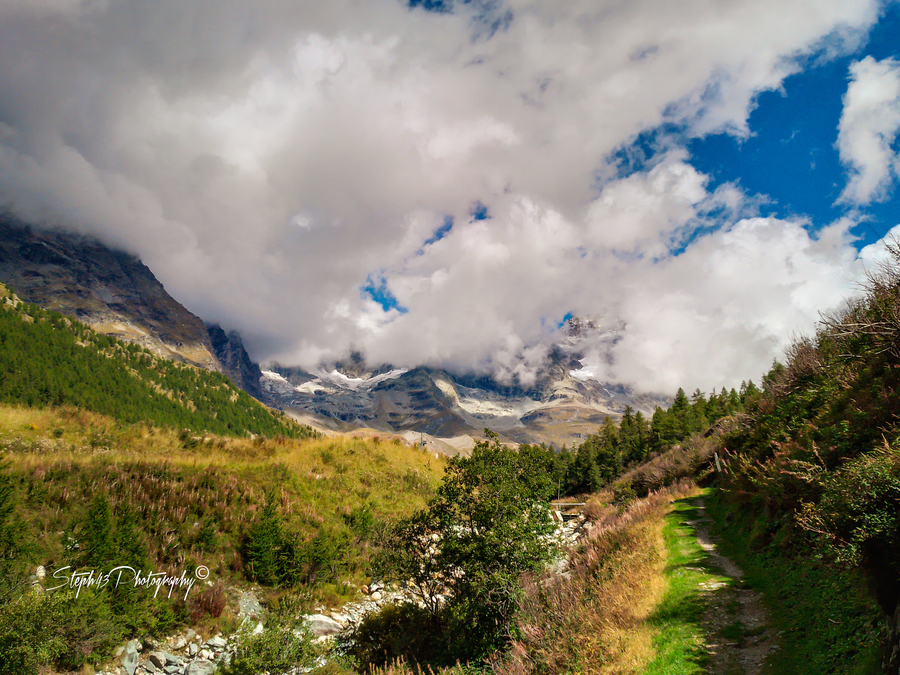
[349,602,444,671]
[243,494,289,585]
[189,583,226,622]
[380,432,558,663]
[220,598,317,675]
[0,589,124,674]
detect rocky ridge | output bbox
[0,217,221,371]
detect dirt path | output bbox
[686,499,778,675]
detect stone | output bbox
[171,636,187,650]
[163,666,181,675]
[123,640,140,675]
[370,592,383,602]
[205,636,227,649]
[144,662,159,674]
[148,653,168,669]
[35,565,46,580]
[188,643,199,657]
[238,591,264,619]
[252,621,264,635]
[198,650,213,660]
[184,629,196,642]
[303,614,344,636]
[185,660,217,675]
[329,612,350,625]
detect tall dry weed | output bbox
[493,484,696,675]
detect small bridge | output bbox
[550,501,587,522]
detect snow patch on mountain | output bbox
[260,367,408,398]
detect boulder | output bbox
[185,660,217,675]
[303,614,343,636]
[122,641,140,675]
[147,653,168,669]
[329,612,350,626]
[205,636,227,649]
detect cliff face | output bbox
[206,323,266,401]
[0,216,221,371]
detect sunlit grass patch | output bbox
[643,493,730,675]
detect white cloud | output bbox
[838,56,900,204]
[0,0,886,394]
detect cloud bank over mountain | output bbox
[0,0,897,394]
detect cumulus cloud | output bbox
[838,56,900,204]
[0,0,886,394]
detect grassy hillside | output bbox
[0,283,309,438]
[689,243,900,673]
[0,404,444,670]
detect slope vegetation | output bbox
[0,404,444,672]
[0,284,308,438]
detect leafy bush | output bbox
[349,602,445,670]
[0,589,124,674]
[380,432,558,664]
[221,598,317,675]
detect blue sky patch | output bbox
[607,3,900,252]
[471,202,490,220]
[421,216,455,251]
[362,274,408,314]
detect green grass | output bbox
[643,492,730,675]
[706,489,885,675]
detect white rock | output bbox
[185,659,217,675]
[329,612,350,625]
[303,614,343,636]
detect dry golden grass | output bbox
[367,483,698,675]
[0,403,446,602]
[496,482,701,675]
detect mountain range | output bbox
[0,216,667,449]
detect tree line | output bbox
[524,384,757,497]
[0,287,310,438]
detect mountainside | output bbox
[263,347,667,448]
[0,217,220,370]
[0,217,666,447]
[0,283,309,437]
[207,322,266,400]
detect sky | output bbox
[1,0,900,395]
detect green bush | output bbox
[349,602,444,671]
[220,598,317,675]
[0,589,124,675]
[380,432,558,664]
